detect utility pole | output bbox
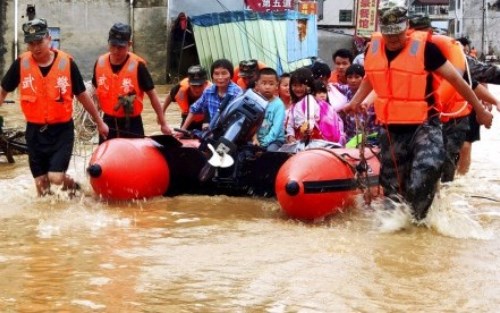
[482,0,488,58]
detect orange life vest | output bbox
[175,78,210,122]
[365,31,431,125]
[431,34,471,121]
[95,52,145,117]
[19,49,74,124]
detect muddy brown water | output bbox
[0,86,499,312]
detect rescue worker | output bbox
[0,18,108,196]
[161,65,211,130]
[234,59,260,90]
[409,15,499,182]
[455,37,500,175]
[347,2,493,221]
[92,22,171,143]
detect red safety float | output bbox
[275,147,380,220]
[87,138,170,200]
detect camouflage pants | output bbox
[379,117,445,220]
[441,116,469,182]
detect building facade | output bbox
[0,0,171,83]
[449,0,500,59]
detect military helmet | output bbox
[378,0,408,35]
[22,18,49,43]
[238,59,258,77]
[187,65,207,86]
[409,14,431,30]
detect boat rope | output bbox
[306,147,356,173]
[354,112,372,205]
[304,94,311,146]
[470,195,500,203]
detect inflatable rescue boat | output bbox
[275,146,380,220]
[86,87,381,221]
[87,89,290,200]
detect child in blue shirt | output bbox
[254,68,286,151]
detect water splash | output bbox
[368,183,494,239]
[36,199,132,239]
[425,184,494,240]
[370,196,413,233]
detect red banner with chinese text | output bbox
[355,0,379,38]
[245,0,295,12]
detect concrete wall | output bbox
[318,0,355,26]
[462,0,499,58]
[134,0,168,83]
[317,29,355,69]
[1,0,130,80]
[0,0,169,83]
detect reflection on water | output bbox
[1,90,500,312]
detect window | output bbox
[449,0,455,11]
[339,10,352,22]
[48,27,60,49]
[413,5,426,14]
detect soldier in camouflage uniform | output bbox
[347,1,493,221]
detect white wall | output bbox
[318,0,355,26]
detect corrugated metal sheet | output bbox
[191,10,317,75]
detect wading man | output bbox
[347,2,493,222]
[0,18,108,196]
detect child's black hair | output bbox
[256,67,279,81]
[311,79,328,95]
[345,64,365,77]
[332,48,354,63]
[289,67,314,103]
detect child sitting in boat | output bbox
[311,80,345,145]
[285,67,344,145]
[310,61,349,112]
[285,67,319,143]
[340,64,379,147]
[279,73,291,115]
[253,68,286,151]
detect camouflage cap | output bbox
[238,59,258,77]
[409,14,431,30]
[108,23,131,47]
[187,65,208,86]
[22,18,49,43]
[378,0,408,35]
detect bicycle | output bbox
[0,102,28,163]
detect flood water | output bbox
[1,86,499,312]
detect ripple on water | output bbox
[71,299,106,310]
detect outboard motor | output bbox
[206,88,268,168]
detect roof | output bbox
[413,0,449,5]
